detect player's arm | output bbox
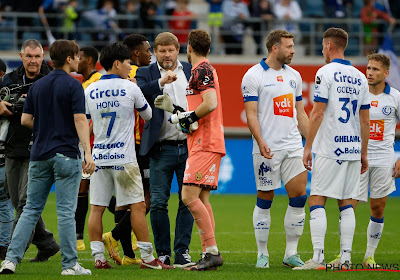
[393,158,400,178]
[295,99,309,137]
[393,94,400,178]
[137,104,152,121]
[359,108,369,174]
[74,113,95,175]
[194,90,217,118]
[244,101,273,159]
[135,89,153,121]
[21,113,34,129]
[175,90,218,133]
[303,101,326,170]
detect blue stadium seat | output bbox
[352,0,363,17]
[304,0,325,18]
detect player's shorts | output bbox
[136,144,149,191]
[183,151,222,190]
[353,166,396,203]
[253,149,306,191]
[311,155,361,200]
[90,162,144,207]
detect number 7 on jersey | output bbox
[101,111,116,138]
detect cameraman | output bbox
[0,40,60,262]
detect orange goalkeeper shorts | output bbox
[183,151,222,190]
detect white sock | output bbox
[206,245,219,255]
[253,205,271,257]
[339,207,355,263]
[284,205,305,258]
[137,241,155,263]
[364,218,384,259]
[310,207,326,263]
[90,241,106,262]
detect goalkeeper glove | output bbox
[169,111,199,133]
[154,92,185,113]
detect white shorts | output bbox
[90,162,144,207]
[311,155,361,200]
[253,149,306,191]
[353,167,396,203]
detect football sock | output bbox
[205,203,215,232]
[137,241,155,263]
[112,210,136,259]
[202,203,215,253]
[365,216,384,259]
[339,205,355,263]
[75,192,88,240]
[107,196,116,214]
[206,245,219,255]
[253,198,272,257]
[186,198,216,248]
[310,205,326,263]
[90,241,106,262]
[284,195,306,258]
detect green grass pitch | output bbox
[6,193,400,279]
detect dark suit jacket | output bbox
[136,61,192,156]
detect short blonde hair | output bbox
[154,32,179,50]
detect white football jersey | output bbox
[242,59,303,154]
[368,84,400,167]
[85,74,149,166]
[312,59,370,160]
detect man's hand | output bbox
[154,92,174,113]
[392,158,400,178]
[128,77,137,84]
[0,101,13,116]
[303,147,312,171]
[258,140,274,159]
[159,70,177,87]
[83,153,95,175]
[361,153,368,174]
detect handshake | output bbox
[154,92,199,133]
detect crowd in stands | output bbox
[0,0,398,54]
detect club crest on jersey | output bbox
[273,94,293,118]
[242,85,250,94]
[258,162,271,176]
[370,120,384,141]
[382,106,392,116]
[289,80,296,89]
[371,101,378,107]
[196,171,202,181]
[277,76,283,82]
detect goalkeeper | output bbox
[155,29,225,271]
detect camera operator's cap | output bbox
[0,59,6,73]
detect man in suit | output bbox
[136,32,195,268]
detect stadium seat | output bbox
[352,0,363,17]
[304,0,325,18]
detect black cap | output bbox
[0,59,6,72]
